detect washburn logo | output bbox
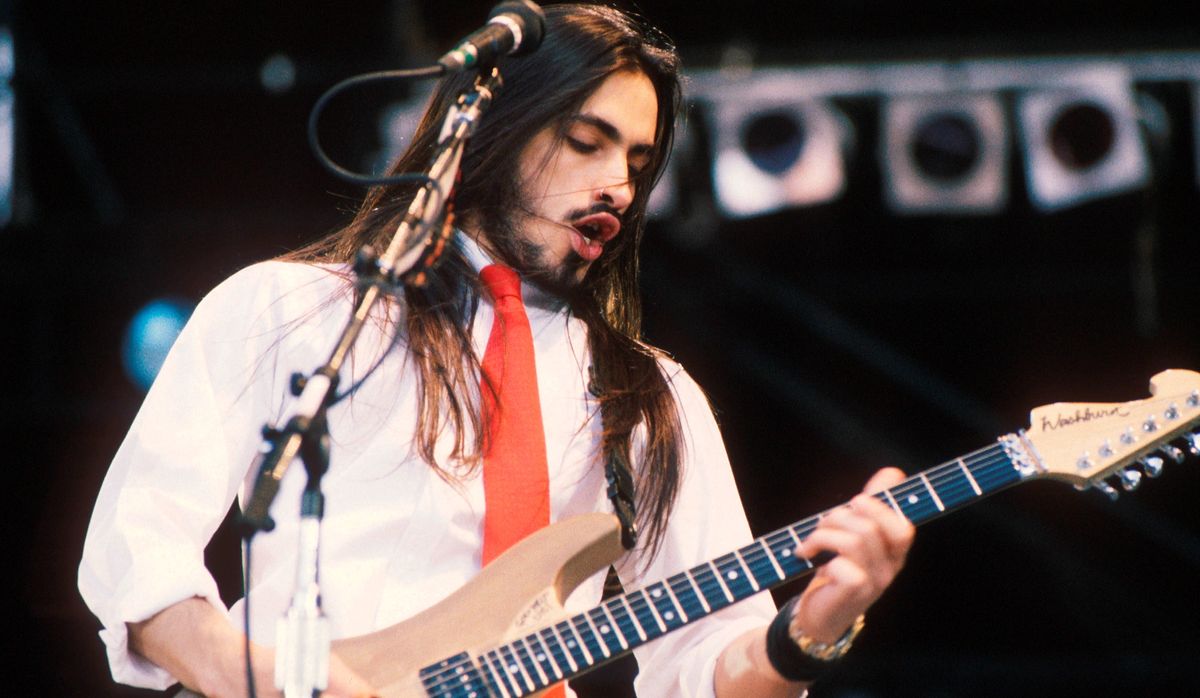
[1040,405,1128,431]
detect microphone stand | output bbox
[238,66,504,698]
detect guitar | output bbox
[187,369,1200,697]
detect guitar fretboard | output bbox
[417,437,1028,697]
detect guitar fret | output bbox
[420,653,493,698]
[612,596,647,642]
[578,613,610,659]
[958,458,982,495]
[528,633,560,684]
[515,636,549,688]
[589,607,625,652]
[659,581,688,623]
[675,571,711,614]
[732,549,760,591]
[745,541,782,587]
[498,642,535,693]
[485,648,519,698]
[715,554,757,599]
[919,472,945,511]
[933,463,979,510]
[476,653,511,698]
[637,588,669,632]
[548,624,579,673]
[537,627,569,678]
[627,590,665,638]
[881,488,904,518]
[706,561,736,603]
[558,619,594,667]
[759,538,786,580]
[648,582,686,626]
[604,604,632,649]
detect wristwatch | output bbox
[789,613,865,661]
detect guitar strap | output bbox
[588,365,639,551]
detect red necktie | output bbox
[480,264,552,565]
[480,266,568,696]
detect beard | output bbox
[479,200,592,302]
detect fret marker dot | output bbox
[456,666,465,674]
[727,571,738,580]
[665,611,675,620]
[600,625,610,634]
[508,665,519,674]
[567,640,576,648]
[780,548,792,557]
[536,653,546,662]
[651,589,662,598]
[460,675,469,683]
[907,494,919,504]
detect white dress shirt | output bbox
[79,238,776,697]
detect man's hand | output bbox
[792,467,915,643]
[714,468,914,697]
[129,597,376,698]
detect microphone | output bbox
[438,0,546,72]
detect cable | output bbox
[307,65,445,187]
[243,534,258,698]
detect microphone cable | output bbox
[307,65,445,187]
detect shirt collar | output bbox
[456,230,569,313]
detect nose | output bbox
[596,159,635,212]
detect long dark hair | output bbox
[285,4,685,559]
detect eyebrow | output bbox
[568,113,655,156]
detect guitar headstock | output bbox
[1021,369,1200,498]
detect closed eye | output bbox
[566,136,599,154]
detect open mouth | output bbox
[568,211,621,262]
[571,211,620,242]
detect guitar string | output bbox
[422,404,1198,695]
[429,407,1200,695]
[419,444,1024,696]
[418,445,1020,696]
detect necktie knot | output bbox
[480,264,523,303]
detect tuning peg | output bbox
[1092,480,1120,501]
[1118,467,1143,491]
[1143,415,1159,432]
[1186,433,1200,456]
[1120,427,1138,445]
[1189,390,1200,408]
[1161,445,1185,463]
[1139,455,1165,478]
[1099,439,1114,458]
[1165,403,1180,420]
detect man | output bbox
[79,4,913,697]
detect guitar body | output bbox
[334,513,625,697]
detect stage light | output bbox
[1193,82,1200,191]
[0,28,13,228]
[259,53,297,95]
[882,93,1008,214]
[708,96,849,218]
[1017,70,1148,211]
[121,298,194,391]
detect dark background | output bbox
[8,1,1200,696]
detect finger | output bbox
[863,466,907,493]
[849,493,915,562]
[798,526,884,570]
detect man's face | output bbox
[489,69,659,294]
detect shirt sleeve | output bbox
[76,262,339,688]
[616,362,779,698]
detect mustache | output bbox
[566,202,622,223]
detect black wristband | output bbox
[765,597,835,683]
